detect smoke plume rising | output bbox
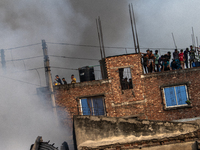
[0,0,200,149]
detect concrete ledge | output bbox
[111,99,146,107]
[73,115,199,150]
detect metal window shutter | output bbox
[81,98,91,115]
[175,86,187,105]
[92,97,105,116]
[164,87,177,107]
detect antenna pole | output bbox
[98,17,106,58]
[96,19,103,59]
[196,36,199,56]
[131,4,140,53]
[192,27,196,49]
[129,4,137,53]
[1,49,6,72]
[172,33,177,49]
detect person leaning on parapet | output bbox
[166,51,171,61]
[162,56,170,71]
[62,78,67,85]
[173,49,179,61]
[148,50,155,73]
[189,45,195,68]
[142,54,148,74]
[140,49,150,74]
[184,48,189,68]
[179,49,185,69]
[154,50,160,72]
[71,74,76,83]
[171,59,178,70]
[55,75,62,85]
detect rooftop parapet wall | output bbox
[53,79,111,90]
[74,115,199,150]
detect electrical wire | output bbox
[9,67,44,74]
[46,41,186,51]
[4,43,41,51]
[49,55,99,61]
[0,74,41,86]
[47,42,140,50]
[10,50,15,68]
[51,66,78,71]
[6,56,43,62]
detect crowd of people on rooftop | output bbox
[54,45,199,86]
[54,74,76,85]
[141,45,198,73]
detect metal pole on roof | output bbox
[129,4,137,53]
[172,33,177,49]
[96,19,103,59]
[131,3,140,53]
[196,36,199,56]
[192,27,196,49]
[98,16,106,58]
[1,49,6,72]
[125,48,128,54]
[158,49,161,56]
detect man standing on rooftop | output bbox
[179,49,185,69]
[55,75,62,85]
[71,74,76,83]
[154,50,159,72]
[184,48,189,68]
[189,45,195,68]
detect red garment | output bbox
[179,52,184,61]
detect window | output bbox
[163,85,188,108]
[119,67,133,90]
[80,97,105,116]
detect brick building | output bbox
[37,53,200,149]
[38,53,200,124]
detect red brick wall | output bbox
[53,53,147,126]
[48,53,200,128]
[105,54,146,117]
[142,68,200,121]
[54,80,111,127]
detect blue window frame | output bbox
[163,85,188,107]
[80,97,105,116]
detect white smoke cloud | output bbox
[0,0,200,149]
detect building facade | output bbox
[37,53,200,128]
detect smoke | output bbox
[0,0,80,149]
[0,71,73,149]
[0,0,200,149]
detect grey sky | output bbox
[0,0,200,149]
[2,0,200,81]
